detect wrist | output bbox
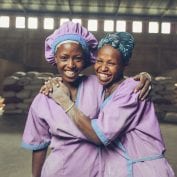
[57,96,73,110]
[65,102,75,113]
[55,94,69,104]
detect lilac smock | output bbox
[22,75,104,177]
[91,78,175,177]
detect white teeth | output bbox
[65,71,75,77]
[99,73,109,80]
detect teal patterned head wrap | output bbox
[98,32,135,65]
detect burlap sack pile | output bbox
[151,76,177,122]
[2,72,177,123]
[2,71,54,114]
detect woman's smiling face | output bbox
[94,45,124,87]
[55,42,85,83]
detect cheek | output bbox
[113,67,124,79]
[110,67,119,76]
[56,62,64,71]
[94,63,99,71]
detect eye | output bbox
[59,55,68,61]
[96,59,102,64]
[107,61,116,66]
[74,56,83,62]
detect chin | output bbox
[63,76,78,83]
[98,80,111,87]
[97,77,112,87]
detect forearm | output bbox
[32,148,48,177]
[68,105,102,145]
[55,96,102,145]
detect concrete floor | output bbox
[0,114,176,177]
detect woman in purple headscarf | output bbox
[48,32,175,177]
[22,22,151,177]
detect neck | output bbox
[62,76,83,102]
[63,77,81,90]
[104,76,124,98]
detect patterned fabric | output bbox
[98,32,135,65]
[45,21,98,67]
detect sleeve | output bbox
[21,99,51,151]
[91,89,140,146]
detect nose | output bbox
[67,59,75,68]
[100,63,108,71]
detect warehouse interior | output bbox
[0,0,177,176]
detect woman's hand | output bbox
[133,72,152,100]
[40,77,70,96]
[49,82,70,102]
[0,97,5,108]
[49,82,73,111]
[0,97,5,115]
[40,77,72,110]
[40,77,60,95]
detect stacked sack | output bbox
[151,76,177,122]
[2,71,55,114]
[2,72,177,123]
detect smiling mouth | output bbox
[64,70,77,78]
[98,73,111,81]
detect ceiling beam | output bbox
[1,8,176,21]
[68,0,72,18]
[12,0,27,13]
[114,0,122,17]
[161,0,174,18]
[40,0,46,5]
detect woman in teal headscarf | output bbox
[47,32,175,177]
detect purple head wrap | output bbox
[45,21,98,67]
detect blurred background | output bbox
[0,1,176,176]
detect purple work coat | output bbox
[91,78,175,177]
[22,75,104,177]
